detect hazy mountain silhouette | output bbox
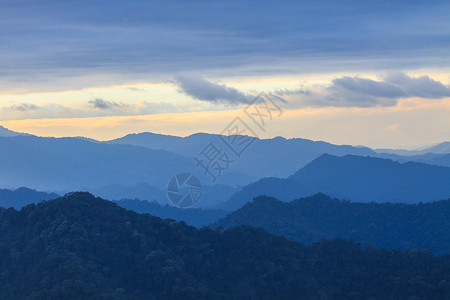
[0,126,29,137]
[0,187,59,209]
[109,132,378,178]
[377,152,450,168]
[221,154,450,210]
[1,128,449,208]
[213,193,450,254]
[115,198,228,227]
[2,192,450,299]
[414,153,450,167]
[0,135,252,192]
[88,183,166,203]
[108,132,186,152]
[0,186,227,226]
[376,141,450,156]
[423,142,450,154]
[90,182,238,209]
[289,154,450,202]
[110,132,450,178]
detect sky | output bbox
[0,0,449,148]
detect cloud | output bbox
[0,1,449,95]
[279,73,450,108]
[127,87,145,92]
[332,76,406,98]
[88,98,127,110]
[174,76,251,105]
[3,103,40,111]
[385,73,450,99]
[0,99,185,122]
[276,87,312,97]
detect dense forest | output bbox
[214,193,450,254]
[1,192,450,299]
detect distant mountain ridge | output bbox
[1,126,449,208]
[213,193,450,254]
[376,141,450,156]
[289,154,450,202]
[115,198,228,227]
[0,186,227,225]
[221,154,450,210]
[0,187,59,209]
[425,142,450,154]
[0,125,29,137]
[90,182,238,209]
[109,132,378,179]
[110,132,450,177]
[0,135,251,194]
[377,152,450,168]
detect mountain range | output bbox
[376,141,450,156]
[221,154,450,210]
[0,187,226,227]
[115,198,228,227]
[2,192,450,299]
[89,182,238,209]
[0,135,250,200]
[214,193,450,254]
[108,132,378,179]
[0,126,449,209]
[110,132,450,170]
[107,132,450,169]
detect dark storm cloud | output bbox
[0,0,449,92]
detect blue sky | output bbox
[0,0,449,147]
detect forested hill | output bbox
[214,193,450,254]
[2,192,450,299]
